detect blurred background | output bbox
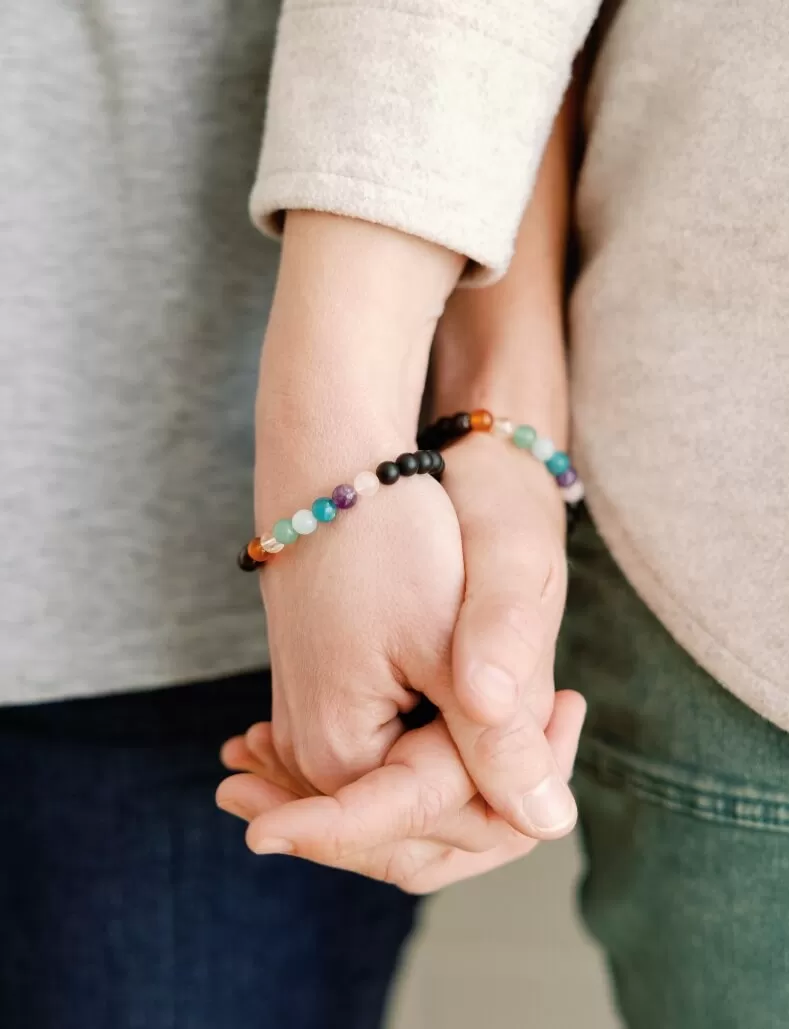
[388,833,620,1029]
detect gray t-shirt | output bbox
[1,1,280,701]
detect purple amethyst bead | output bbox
[556,467,578,488]
[331,483,358,510]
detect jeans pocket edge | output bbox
[575,736,789,834]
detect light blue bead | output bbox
[311,497,338,523]
[513,424,537,449]
[531,436,556,462]
[546,451,570,476]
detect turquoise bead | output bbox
[513,424,537,449]
[546,451,570,476]
[312,497,338,523]
[273,518,299,545]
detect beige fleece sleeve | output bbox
[250,0,600,282]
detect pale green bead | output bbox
[513,424,537,449]
[273,518,299,545]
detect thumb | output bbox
[453,581,556,727]
[445,435,568,728]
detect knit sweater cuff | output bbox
[250,0,599,283]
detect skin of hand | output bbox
[251,205,580,840]
[216,689,585,894]
[222,415,580,845]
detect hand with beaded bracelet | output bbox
[218,97,587,890]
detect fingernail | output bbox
[468,663,516,708]
[252,837,295,856]
[522,776,577,833]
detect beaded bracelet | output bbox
[417,409,585,530]
[238,449,445,572]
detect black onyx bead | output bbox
[376,460,401,485]
[452,412,472,435]
[415,450,434,474]
[237,545,259,572]
[397,452,419,477]
[431,453,446,479]
[434,416,454,444]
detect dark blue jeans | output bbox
[0,673,419,1029]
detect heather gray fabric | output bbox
[0,0,597,703]
[0,1,279,701]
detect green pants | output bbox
[559,514,789,1029]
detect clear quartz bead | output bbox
[532,437,556,462]
[561,480,585,504]
[291,509,318,535]
[262,536,285,554]
[354,470,380,497]
[493,417,515,439]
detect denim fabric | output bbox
[0,673,419,1029]
[559,513,789,1029]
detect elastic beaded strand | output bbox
[238,449,443,571]
[417,411,585,534]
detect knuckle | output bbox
[410,780,448,836]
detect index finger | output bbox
[245,718,474,860]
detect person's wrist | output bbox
[255,211,465,490]
[430,337,569,451]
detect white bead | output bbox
[291,509,318,535]
[354,470,380,497]
[561,480,586,504]
[531,437,556,462]
[492,417,515,439]
[262,536,285,554]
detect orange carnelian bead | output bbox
[470,409,494,432]
[247,538,268,563]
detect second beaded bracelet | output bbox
[238,449,445,572]
[417,409,585,531]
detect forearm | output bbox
[255,211,464,517]
[431,90,578,449]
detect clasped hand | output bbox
[217,433,585,893]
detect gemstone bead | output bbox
[237,545,259,572]
[292,509,318,535]
[332,484,357,509]
[247,538,268,562]
[556,467,578,488]
[546,451,571,476]
[513,424,537,449]
[415,450,434,474]
[436,415,454,434]
[312,497,338,522]
[397,453,419,477]
[354,470,380,497]
[493,417,515,439]
[532,436,556,462]
[470,409,494,431]
[262,536,285,554]
[376,461,401,485]
[561,480,586,504]
[273,518,299,545]
[452,412,472,434]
